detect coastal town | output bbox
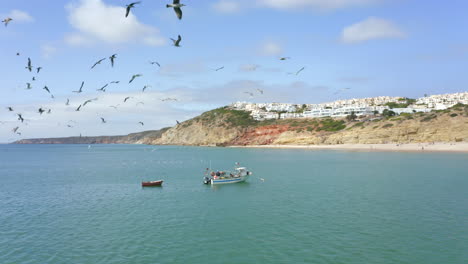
[230,92,468,120]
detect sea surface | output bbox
[0,144,467,264]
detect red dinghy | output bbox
[142,180,163,187]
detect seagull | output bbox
[43,86,51,94]
[12,126,19,133]
[91,58,106,69]
[124,96,133,103]
[171,35,182,47]
[129,74,142,83]
[47,109,51,114]
[295,67,305,75]
[67,124,74,128]
[142,85,151,92]
[26,83,32,90]
[16,52,20,56]
[138,121,144,126]
[100,117,106,124]
[36,67,42,73]
[7,107,14,111]
[279,57,290,61]
[17,114,24,123]
[125,2,141,17]
[2,18,12,27]
[66,99,70,106]
[110,81,120,84]
[109,104,120,109]
[83,98,98,106]
[75,105,82,111]
[32,77,36,81]
[256,89,264,94]
[38,108,45,115]
[166,0,185,20]
[74,82,85,93]
[176,120,180,124]
[26,58,33,72]
[109,54,117,67]
[214,66,224,71]
[149,61,161,67]
[97,83,108,92]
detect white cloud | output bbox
[212,1,242,14]
[239,64,260,72]
[341,17,406,44]
[4,10,34,23]
[259,41,283,56]
[257,0,380,10]
[41,44,58,59]
[65,0,165,47]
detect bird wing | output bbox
[173,0,180,4]
[174,7,182,20]
[125,6,131,17]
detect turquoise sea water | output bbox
[0,144,467,264]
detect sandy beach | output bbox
[231,142,468,152]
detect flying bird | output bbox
[17,114,24,123]
[73,82,85,93]
[83,98,98,106]
[214,66,224,71]
[142,85,151,92]
[26,58,32,72]
[75,105,82,111]
[136,101,145,106]
[171,35,182,47]
[100,117,106,124]
[129,74,142,83]
[125,2,141,17]
[279,57,290,61]
[109,105,120,109]
[109,54,117,67]
[295,67,305,75]
[97,83,108,92]
[2,18,12,27]
[91,58,106,69]
[16,52,20,56]
[7,107,13,111]
[26,83,32,90]
[43,86,51,94]
[66,99,70,106]
[12,126,19,133]
[166,0,185,20]
[47,109,51,114]
[256,89,264,94]
[138,121,144,126]
[149,61,161,67]
[32,77,36,81]
[110,81,120,84]
[124,96,133,103]
[36,67,42,73]
[38,108,45,115]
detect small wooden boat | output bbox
[142,180,163,187]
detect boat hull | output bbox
[211,175,249,185]
[142,180,163,187]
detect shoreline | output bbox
[229,142,468,153]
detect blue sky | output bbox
[1,0,467,142]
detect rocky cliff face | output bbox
[154,106,468,146]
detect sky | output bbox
[1,0,468,142]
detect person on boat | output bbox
[215,171,221,177]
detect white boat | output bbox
[204,167,252,185]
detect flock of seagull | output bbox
[2,0,310,139]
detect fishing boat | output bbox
[203,166,252,185]
[142,180,163,187]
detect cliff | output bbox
[153,105,468,146]
[14,128,170,144]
